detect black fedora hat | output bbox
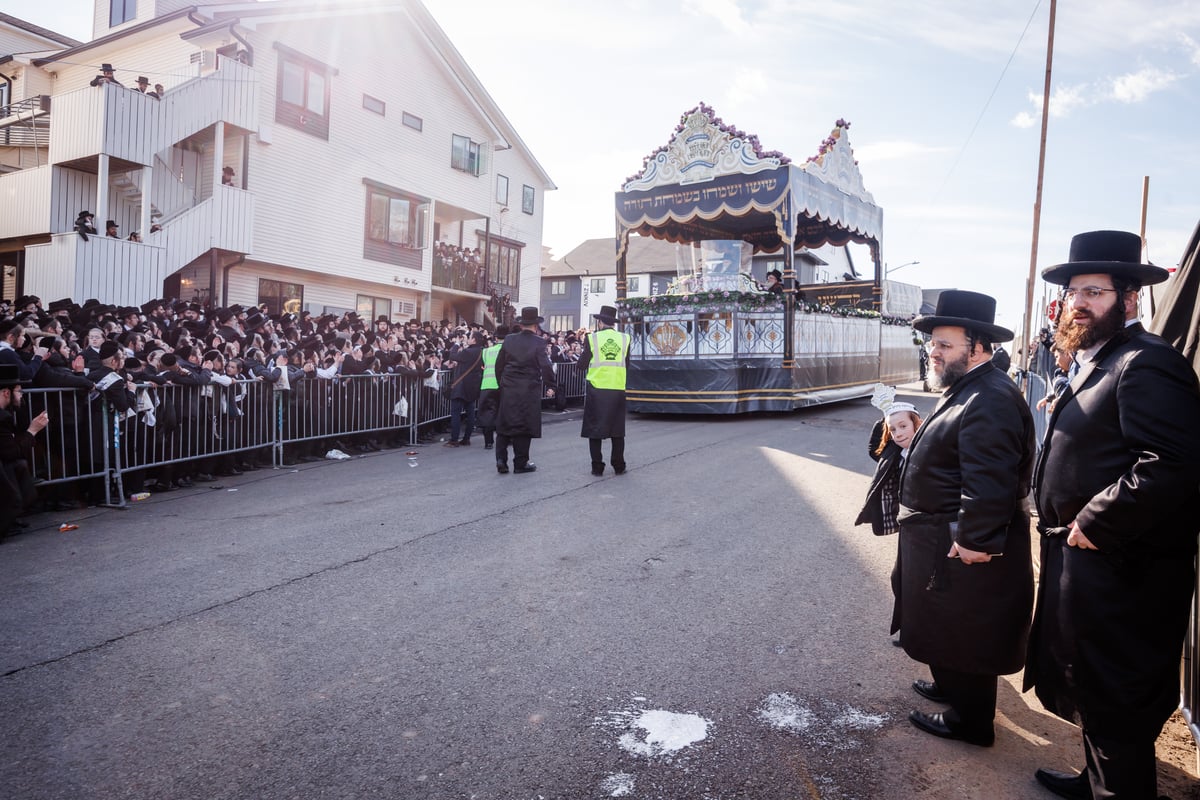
[912,289,1013,343]
[1042,230,1169,287]
[593,305,619,325]
[0,363,29,388]
[517,306,544,325]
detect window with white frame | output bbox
[548,315,574,333]
[628,276,640,293]
[366,187,428,249]
[550,280,566,295]
[496,175,509,205]
[589,278,606,293]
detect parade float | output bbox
[615,104,921,413]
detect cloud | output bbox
[854,141,947,163]
[683,0,752,34]
[1011,83,1093,126]
[1185,33,1200,66]
[1109,66,1179,102]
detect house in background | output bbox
[0,0,553,325]
[540,235,832,332]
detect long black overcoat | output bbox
[895,362,1035,675]
[577,331,629,439]
[1025,324,1200,738]
[495,331,555,438]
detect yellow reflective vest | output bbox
[586,328,630,390]
[480,343,502,390]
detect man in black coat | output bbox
[443,332,486,447]
[1025,230,1200,800]
[577,305,630,476]
[0,364,49,535]
[897,290,1035,748]
[494,307,556,474]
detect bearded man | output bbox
[896,290,1035,748]
[1025,230,1200,800]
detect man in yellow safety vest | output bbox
[476,325,507,450]
[578,305,631,476]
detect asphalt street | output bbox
[1,392,1194,799]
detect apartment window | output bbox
[274,44,335,139]
[258,279,304,315]
[110,0,136,27]
[364,179,429,268]
[362,94,385,116]
[550,280,566,296]
[589,278,606,293]
[357,295,392,322]
[452,134,484,176]
[522,184,535,215]
[402,112,422,131]
[485,240,522,289]
[496,175,509,205]
[628,276,640,293]
[548,315,574,333]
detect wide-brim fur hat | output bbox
[1041,230,1169,287]
[912,289,1013,343]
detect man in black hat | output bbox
[896,289,1035,748]
[75,211,97,240]
[765,269,784,295]
[578,305,630,476]
[0,363,49,536]
[1024,230,1200,800]
[89,63,122,87]
[105,220,120,238]
[494,307,557,474]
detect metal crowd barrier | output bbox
[22,386,113,501]
[16,366,579,509]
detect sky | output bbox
[9,0,1200,338]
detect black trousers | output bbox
[589,437,625,470]
[1082,726,1157,799]
[929,665,996,735]
[495,434,531,468]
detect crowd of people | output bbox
[0,293,595,523]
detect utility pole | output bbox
[1022,0,1057,379]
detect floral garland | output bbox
[618,290,782,318]
[623,102,791,186]
[805,119,857,166]
[798,302,880,319]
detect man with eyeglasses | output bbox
[897,290,1035,749]
[1025,230,1200,800]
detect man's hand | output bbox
[948,541,992,564]
[28,411,49,435]
[33,346,48,359]
[1066,521,1098,550]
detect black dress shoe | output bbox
[514,463,537,474]
[908,710,993,747]
[591,466,605,476]
[496,462,509,474]
[484,443,494,450]
[613,466,626,475]
[1034,768,1092,800]
[912,679,947,703]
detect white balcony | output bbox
[0,165,51,239]
[48,59,258,169]
[24,185,254,305]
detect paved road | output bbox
[1,393,1193,799]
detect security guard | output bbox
[578,305,631,476]
[476,325,507,450]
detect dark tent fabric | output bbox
[1148,217,1200,372]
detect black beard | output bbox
[1055,298,1126,352]
[930,348,970,391]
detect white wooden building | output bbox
[0,0,554,324]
